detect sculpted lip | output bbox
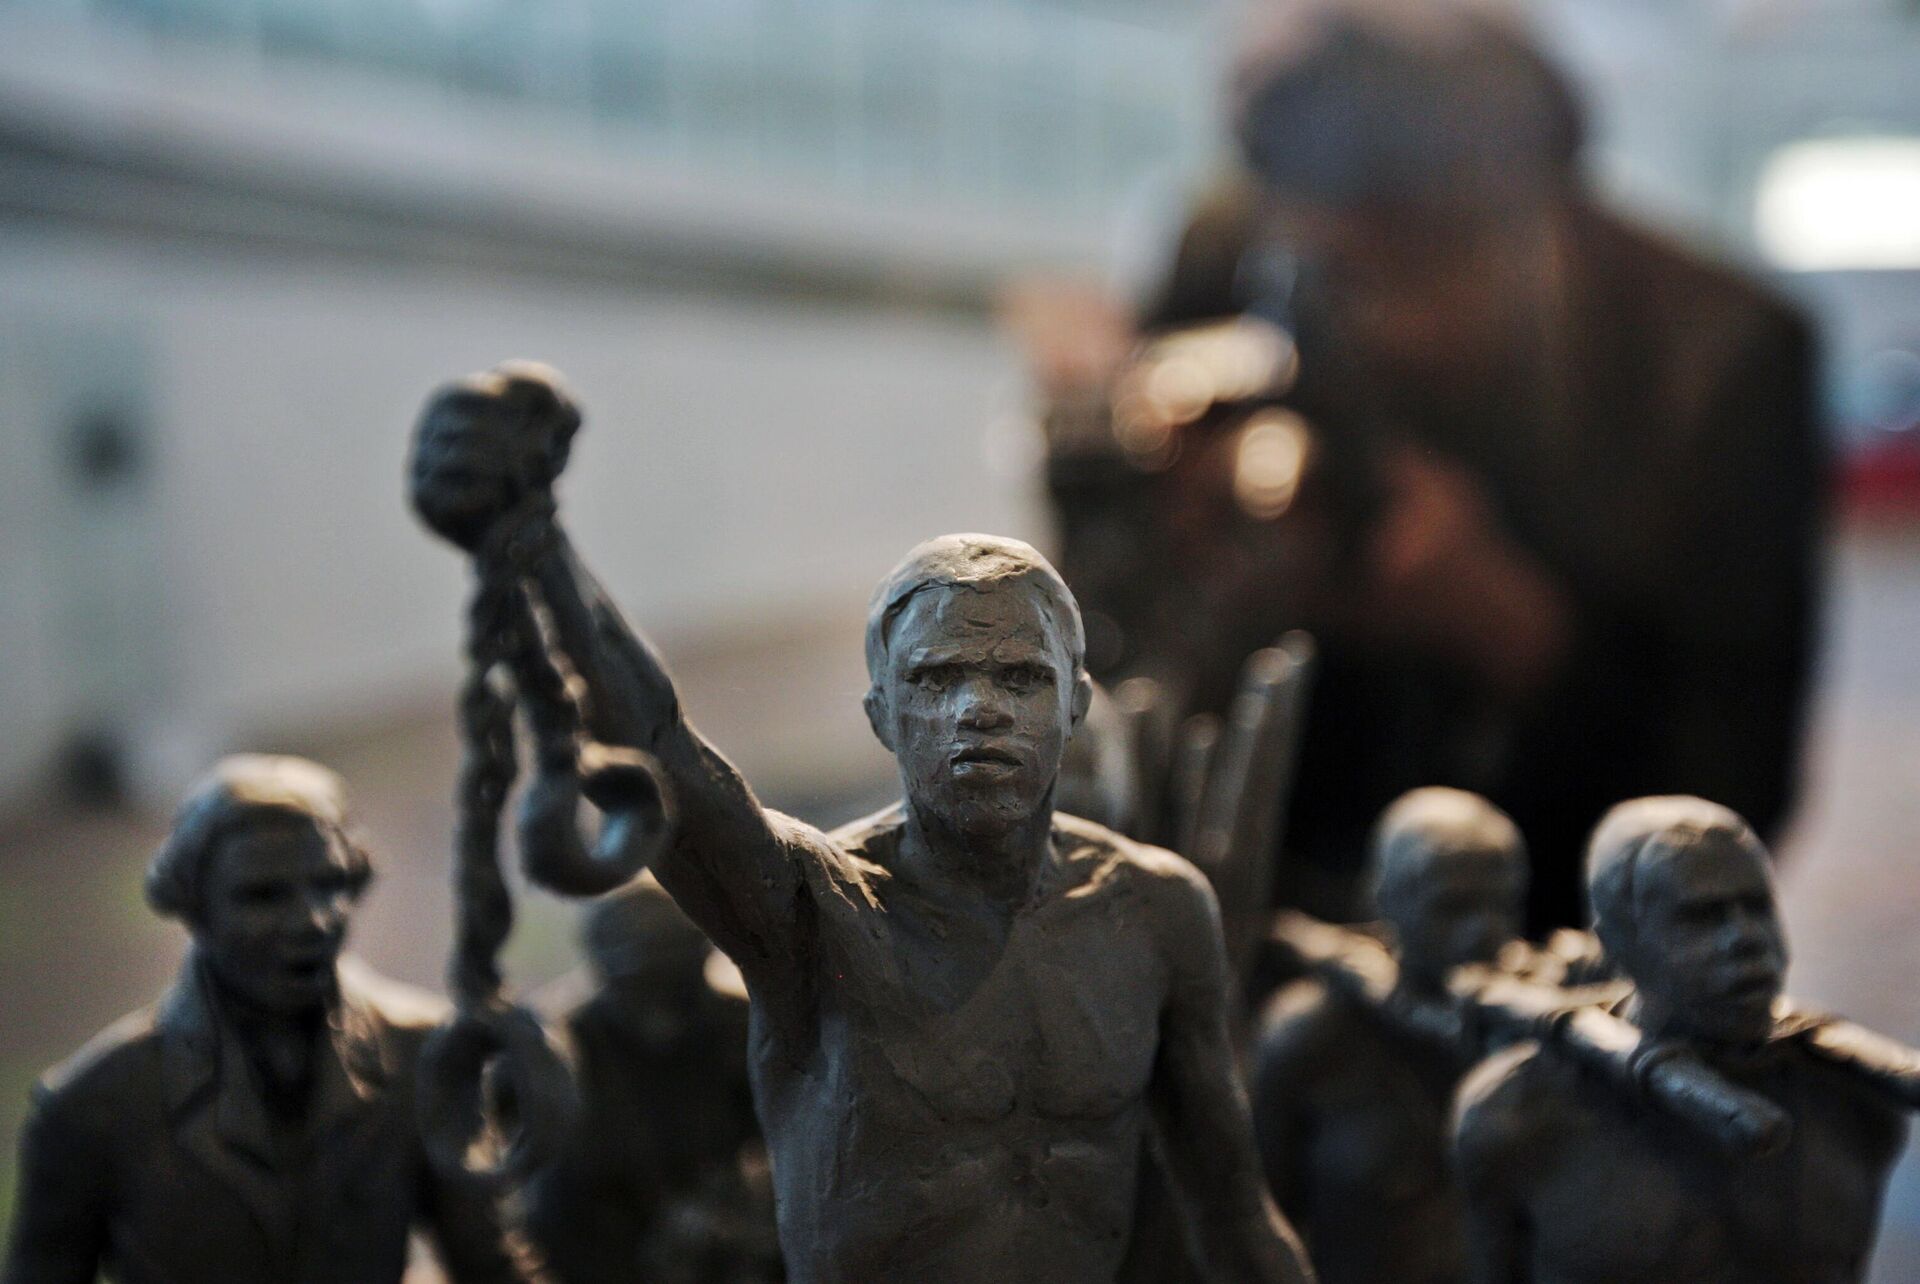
[950,743,1023,768]
[1715,970,1782,1003]
[280,954,337,983]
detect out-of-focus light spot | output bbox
[1755,137,1920,271]
[1144,355,1213,427]
[1233,410,1311,521]
[1114,406,1179,470]
[1111,316,1299,471]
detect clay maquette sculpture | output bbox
[523,876,781,1284]
[1253,788,1526,1284]
[1,755,529,1284]
[408,364,1316,1284]
[1454,797,1910,1283]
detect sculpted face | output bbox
[1629,837,1787,1045]
[872,581,1082,838]
[199,816,357,1015]
[1389,848,1525,978]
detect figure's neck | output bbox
[900,797,1056,910]
[196,955,331,1118]
[1625,993,1771,1055]
[1395,956,1452,1001]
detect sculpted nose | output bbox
[300,896,346,941]
[1723,907,1777,959]
[956,679,1013,730]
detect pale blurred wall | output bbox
[0,238,1032,803]
[0,5,1221,810]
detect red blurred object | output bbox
[1843,428,1920,519]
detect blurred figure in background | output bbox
[2,756,529,1284]
[523,876,780,1284]
[1453,797,1908,1283]
[1048,0,1825,930]
[1252,788,1526,1284]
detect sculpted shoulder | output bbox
[337,956,454,1060]
[1051,811,1211,900]
[1783,1038,1912,1166]
[1452,1041,1566,1190]
[816,804,901,905]
[33,1004,166,1116]
[339,955,450,1028]
[1254,979,1354,1089]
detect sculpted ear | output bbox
[863,687,895,753]
[1069,671,1093,733]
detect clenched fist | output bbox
[409,360,581,551]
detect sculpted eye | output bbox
[910,665,956,691]
[1003,665,1052,691]
[312,869,353,896]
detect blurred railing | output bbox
[5,0,1218,221]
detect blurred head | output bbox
[1227,1,1584,390]
[148,755,372,1015]
[582,873,712,987]
[1587,797,1787,1046]
[1371,787,1526,983]
[864,535,1093,838]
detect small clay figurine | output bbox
[522,876,781,1284]
[1252,787,1526,1284]
[408,364,1316,1284]
[1,755,530,1284]
[1453,796,1910,1283]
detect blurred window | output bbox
[24,0,1211,222]
[1755,136,1920,272]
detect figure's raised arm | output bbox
[523,528,814,977]
[408,365,815,1010]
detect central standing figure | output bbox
[412,367,1314,1284]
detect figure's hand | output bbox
[1358,447,1571,700]
[409,361,581,552]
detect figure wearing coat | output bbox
[3,956,528,1284]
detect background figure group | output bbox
[1455,797,1908,1282]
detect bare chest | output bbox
[1304,1027,1460,1209]
[1525,1076,1896,1283]
[823,885,1169,1128]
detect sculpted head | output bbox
[148,755,371,1015]
[864,535,1094,837]
[582,872,712,989]
[1228,1,1583,393]
[1587,796,1786,1045]
[1371,787,1525,984]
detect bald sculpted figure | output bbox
[411,369,1312,1284]
[1254,788,1526,1284]
[1454,797,1907,1283]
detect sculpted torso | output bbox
[1457,1041,1907,1284]
[760,809,1176,1282]
[1254,982,1468,1284]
